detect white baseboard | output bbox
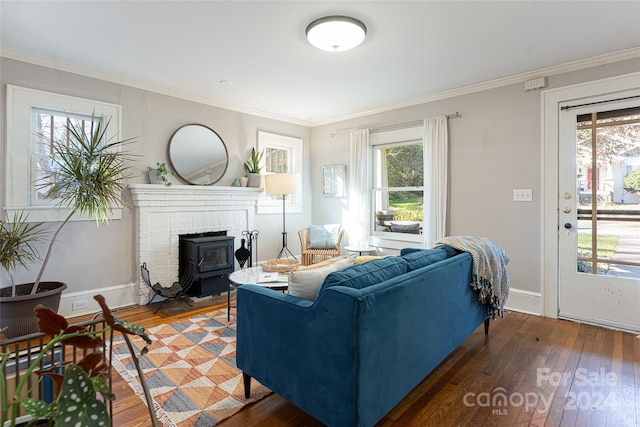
[504,288,542,316]
[59,282,138,318]
[59,283,542,319]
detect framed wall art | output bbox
[322,164,346,197]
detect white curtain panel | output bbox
[424,116,449,246]
[348,129,370,245]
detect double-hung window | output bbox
[32,110,99,205]
[6,85,122,222]
[256,130,302,214]
[370,126,424,243]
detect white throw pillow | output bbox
[308,224,340,249]
[288,255,356,301]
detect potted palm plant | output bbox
[0,114,134,338]
[0,212,46,293]
[244,147,264,188]
[0,212,59,339]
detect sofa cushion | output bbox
[308,224,340,249]
[288,255,356,301]
[402,248,448,271]
[439,244,462,258]
[320,256,408,291]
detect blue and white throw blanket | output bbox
[435,236,511,319]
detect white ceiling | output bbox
[1,1,639,126]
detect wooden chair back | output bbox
[298,227,344,266]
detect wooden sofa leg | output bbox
[243,372,251,398]
[484,318,490,335]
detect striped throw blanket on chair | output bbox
[435,236,511,318]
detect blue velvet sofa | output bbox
[236,247,491,427]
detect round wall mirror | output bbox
[168,124,229,185]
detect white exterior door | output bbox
[557,94,640,332]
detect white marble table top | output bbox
[344,245,377,255]
[228,266,289,287]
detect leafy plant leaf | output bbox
[94,294,152,354]
[21,397,57,420]
[54,365,109,427]
[0,211,46,278]
[61,326,103,349]
[92,376,115,401]
[244,147,264,173]
[34,306,103,348]
[77,352,109,381]
[35,305,68,335]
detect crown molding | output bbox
[2,46,638,128]
[0,46,312,127]
[311,47,640,127]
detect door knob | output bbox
[564,223,572,229]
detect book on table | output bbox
[257,273,288,284]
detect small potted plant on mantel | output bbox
[146,162,174,186]
[0,295,159,427]
[244,147,264,188]
[0,115,135,338]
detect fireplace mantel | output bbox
[129,183,263,304]
[129,183,263,203]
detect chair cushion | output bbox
[320,256,408,291]
[288,255,356,301]
[401,248,448,271]
[390,222,421,234]
[308,224,340,249]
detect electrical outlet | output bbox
[513,189,533,202]
[72,300,89,311]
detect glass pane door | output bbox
[575,107,640,278]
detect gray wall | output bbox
[1,58,312,293]
[2,56,638,300]
[310,58,640,295]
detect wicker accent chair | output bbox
[298,227,344,266]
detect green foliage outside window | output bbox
[623,169,640,193]
[381,143,424,221]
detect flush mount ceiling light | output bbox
[305,15,367,52]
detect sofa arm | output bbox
[236,284,361,422]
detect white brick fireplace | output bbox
[129,184,262,304]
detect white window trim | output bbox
[369,126,425,247]
[6,85,123,222]
[256,130,303,214]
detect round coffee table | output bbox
[227,266,288,320]
[344,245,377,256]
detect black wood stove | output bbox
[179,231,234,297]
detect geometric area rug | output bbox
[110,310,271,427]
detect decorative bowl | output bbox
[260,259,300,273]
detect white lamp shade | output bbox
[265,173,301,196]
[306,16,367,52]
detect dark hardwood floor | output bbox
[74,294,639,427]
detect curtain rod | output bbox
[560,95,640,111]
[330,112,460,137]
